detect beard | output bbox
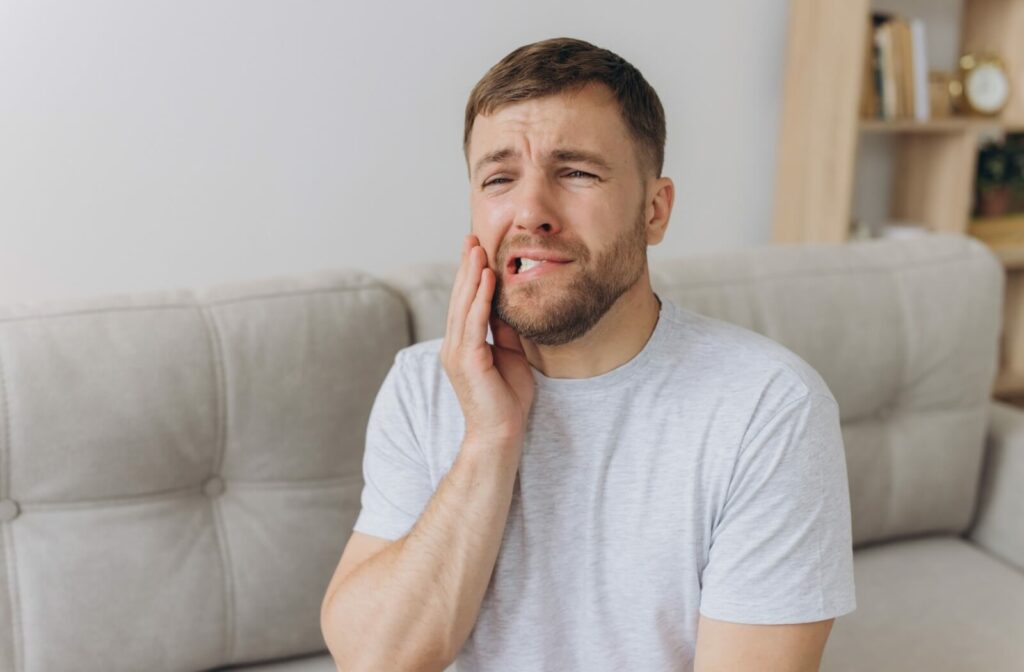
[491,204,648,346]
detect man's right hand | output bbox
[440,234,536,447]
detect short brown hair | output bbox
[463,37,667,181]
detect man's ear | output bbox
[644,176,674,246]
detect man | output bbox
[321,37,856,671]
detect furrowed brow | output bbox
[472,146,613,179]
[548,148,612,171]
[472,147,517,179]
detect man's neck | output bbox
[522,281,662,380]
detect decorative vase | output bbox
[979,186,1013,218]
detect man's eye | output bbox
[482,171,596,188]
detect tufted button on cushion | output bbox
[202,476,225,497]
[0,498,20,522]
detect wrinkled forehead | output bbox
[467,86,631,173]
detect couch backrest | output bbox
[0,270,410,671]
[380,234,1005,549]
[0,234,1003,671]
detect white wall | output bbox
[0,1,790,303]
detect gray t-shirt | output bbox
[352,296,857,671]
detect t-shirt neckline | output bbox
[527,293,675,392]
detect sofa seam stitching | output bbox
[0,284,386,324]
[889,265,913,536]
[0,331,23,672]
[211,501,237,664]
[199,305,236,665]
[0,525,21,672]
[0,330,9,501]
[12,475,363,512]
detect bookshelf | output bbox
[772,0,1024,400]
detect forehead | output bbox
[468,84,631,170]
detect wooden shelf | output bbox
[968,215,1024,269]
[994,369,1024,398]
[859,118,1024,133]
[984,246,1024,270]
[775,0,1024,243]
[775,0,1024,396]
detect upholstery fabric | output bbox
[0,233,1014,671]
[209,651,336,671]
[0,271,409,671]
[968,400,1024,573]
[821,536,1024,671]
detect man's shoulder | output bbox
[666,303,835,404]
[389,338,446,385]
[396,337,444,362]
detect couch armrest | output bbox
[967,400,1024,573]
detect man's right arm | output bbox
[320,432,521,671]
[322,234,533,670]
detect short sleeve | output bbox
[351,350,435,541]
[699,392,857,624]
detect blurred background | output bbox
[1,0,992,296]
[4,2,1024,390]
[1,0,794,304]
[2,3,1023,671]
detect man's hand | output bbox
[441,234,535,446]
[321,241,532,668]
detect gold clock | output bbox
[958,53,1011,116]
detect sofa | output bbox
[0,232,1019,672]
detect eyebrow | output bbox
[472,146,614,179]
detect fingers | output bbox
[465,262,493,345]
[445,235,473,338]
[446,235,488,355]
[450,245,484,349]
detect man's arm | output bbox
[693,614,835,672]
[320,433,520,671]
[321,234,533,670]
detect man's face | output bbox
[467,83,650,346]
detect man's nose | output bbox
[512,174,563,236]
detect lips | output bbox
[504,258,573,284]
[504,249,575,278]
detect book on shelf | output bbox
[859,12,930,122]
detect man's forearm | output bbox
[322,434,521,670]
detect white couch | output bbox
[0,233,1020,671]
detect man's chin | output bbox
[497,304,577,341]
[497,292,558,318]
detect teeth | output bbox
[518,258,546,273]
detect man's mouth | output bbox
[507,256,574,281]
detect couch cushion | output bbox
[822,536,1024,672]
[215,651,458,671]
[381,234,1004,548]
[0,271,410,671]
[209,651,338,671]
[651,235,1003,548]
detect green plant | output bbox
[977,140,1010,191]
[1008,133,1024,212]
